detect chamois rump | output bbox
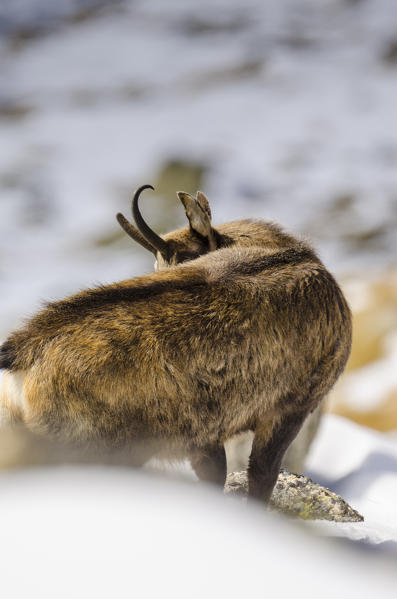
[0,185,351,502]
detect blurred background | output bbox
[1,0,396,433]
[1,0,397,560]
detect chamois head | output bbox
[116,185,217,270]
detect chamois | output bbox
[0,185,351,502]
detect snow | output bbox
[306,414,397,547]
[0,463,396,599]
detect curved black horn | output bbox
[132,185,170,258]
[116,212,157,255]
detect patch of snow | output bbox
[306,414,397,546]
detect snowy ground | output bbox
[1,462,397,599]
[306,414,397,549]
[1,416,397,598]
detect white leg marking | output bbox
[224,431,254,474]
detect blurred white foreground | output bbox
[0,414,396,598]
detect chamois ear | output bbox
[177,190,216,249]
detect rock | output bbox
[225,469,364,522]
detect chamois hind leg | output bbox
[248,410,307,504]
[189,444,227,487]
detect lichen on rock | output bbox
[225,469,364,522]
